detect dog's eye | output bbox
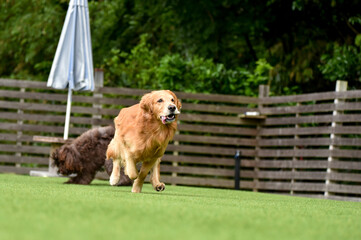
[157,99,163,103]
[171,98,174,102]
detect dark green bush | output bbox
[319,35,361,88]
[104,35,273,96]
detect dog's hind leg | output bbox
[109,158,121,186]
[132,161,154,193]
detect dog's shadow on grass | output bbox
[89,182,220,199]
[62,181,236,200]
[142,191,211,199]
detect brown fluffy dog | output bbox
[107,90,181,193]
[52,126,132,186]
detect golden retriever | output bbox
[106,90,181,193]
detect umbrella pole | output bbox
[64,88,72,140]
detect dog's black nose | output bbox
[168,105,176,112]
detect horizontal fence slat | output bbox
[264,114,361,126]
[261,103,335,115]
[174,91,258,104]
[178,124,257,136]
[259,137,361,147]
[256,149,361,158]
[182,102,255,114]
[0,122,88,135]
[0,89,139,107]
[0,79,49,90]
[257,149,330,157]
[173,134,256,146]
[337,102,361,111]
[328,184,361,194]
[0,100,121,116]
[261,102,361,115]
[161,165,234,177]
[0,112,113,126]
[259,126,361,136]
[329,161,361,170]
[259,126,332,136]
[241,170,326,180]
[96,86,148,96]
[97,86,259,104]
[162,155,235,166]
[0,89,66,101]
[0,133,34,142]
[180,113,259,125]
[0,144,50,154]
[166,144,254,156]
[0,100,65,113]
[241,160,324,169]
[241,170,361,182]
[0,165,47,174]
[329,172,361,183]
[241,160,361,170]
[333,149,361,158]
[0,155,49,165]
[260,90,361,104]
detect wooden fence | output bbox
[0,77,360,201]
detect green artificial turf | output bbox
[0,174,360,240]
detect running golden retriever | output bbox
[106,90,181,193]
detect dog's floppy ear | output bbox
[175,97,182,111]
[60,146,82,172]
[140,92,153,113]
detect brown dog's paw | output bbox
[155,183,165,192]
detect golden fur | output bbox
[106,90,181,193]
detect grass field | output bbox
[0,174,360,240]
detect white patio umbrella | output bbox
[47,0,94,139]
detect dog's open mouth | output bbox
[161,114,176,124]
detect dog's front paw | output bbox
[131,186,141,193]
[109,175,120,186]
[154,182,165,192]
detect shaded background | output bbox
[1,0,361,96]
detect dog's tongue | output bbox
[161,116,167,124]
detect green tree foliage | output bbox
[319,33,361,89]
[0,0,67,79]
[104,34,272,96]
[1,0,361,95]
[319,43,361,85]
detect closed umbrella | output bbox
[47,0,94,139]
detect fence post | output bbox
[325,80,348,197]
[254,85,269,192]
[93,69,104,128]
[291,103,300,195]
[171,131,179,186]
[16,87,25,169]
[234,150,241,190]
